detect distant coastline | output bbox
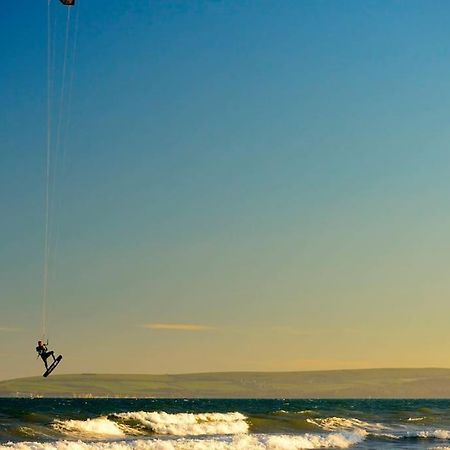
[2,368,450,398]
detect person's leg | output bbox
[42,355,48,370]
[43,352,54,368]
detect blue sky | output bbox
[2,1,450,379]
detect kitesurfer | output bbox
[36,340,56,370]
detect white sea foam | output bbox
[52,418,126,438]
[0,432,366,450]
[309,416,450,442]
[274,410,313,415]
[307,417,386,433]
[16,428,41,438]
[418,429,450,440]
[264,431,366,448]
[114,412,248,436]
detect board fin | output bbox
[43,355,63,378]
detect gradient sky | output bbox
[2,0,450,380]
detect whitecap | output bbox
[307,417,387,433]
[52,418,127,438]
[0,431,366,450]
[114,411,248,436]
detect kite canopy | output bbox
[59,0,75,5]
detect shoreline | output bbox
[3,368,450,398]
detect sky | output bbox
[2,0,450,380]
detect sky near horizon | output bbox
[2,0,450,380]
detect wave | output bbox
[265,431,365,448]
[307,416,450,442]
[0,432,366,449]
[274,410,314,416]
[52,412,248,438]
[307,417,387,433]
[114,411,248,436]
[418,429,450,440]
[9,410,450,447]
[52,418,128,438]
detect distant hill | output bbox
[2,369,450,398]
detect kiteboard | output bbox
[43,355,63,378]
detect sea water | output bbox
[1,398,450,449]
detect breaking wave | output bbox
[307,417,387,433]
[114,411,248,436]
[52,412,248,437]
[417,429,450,440]
[307,416,450,442]
[0,431,367,449]
[52,418,127,438]
[265,431,365,448]
[7,400,450,450]
[7,412,368,448]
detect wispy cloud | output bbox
[0,326,22,332]
[142,323,215,332]
[271,326,360,337]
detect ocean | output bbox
[1,398,450,449]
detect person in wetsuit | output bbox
[36,340,56,370]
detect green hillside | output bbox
[2,369,450,398]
